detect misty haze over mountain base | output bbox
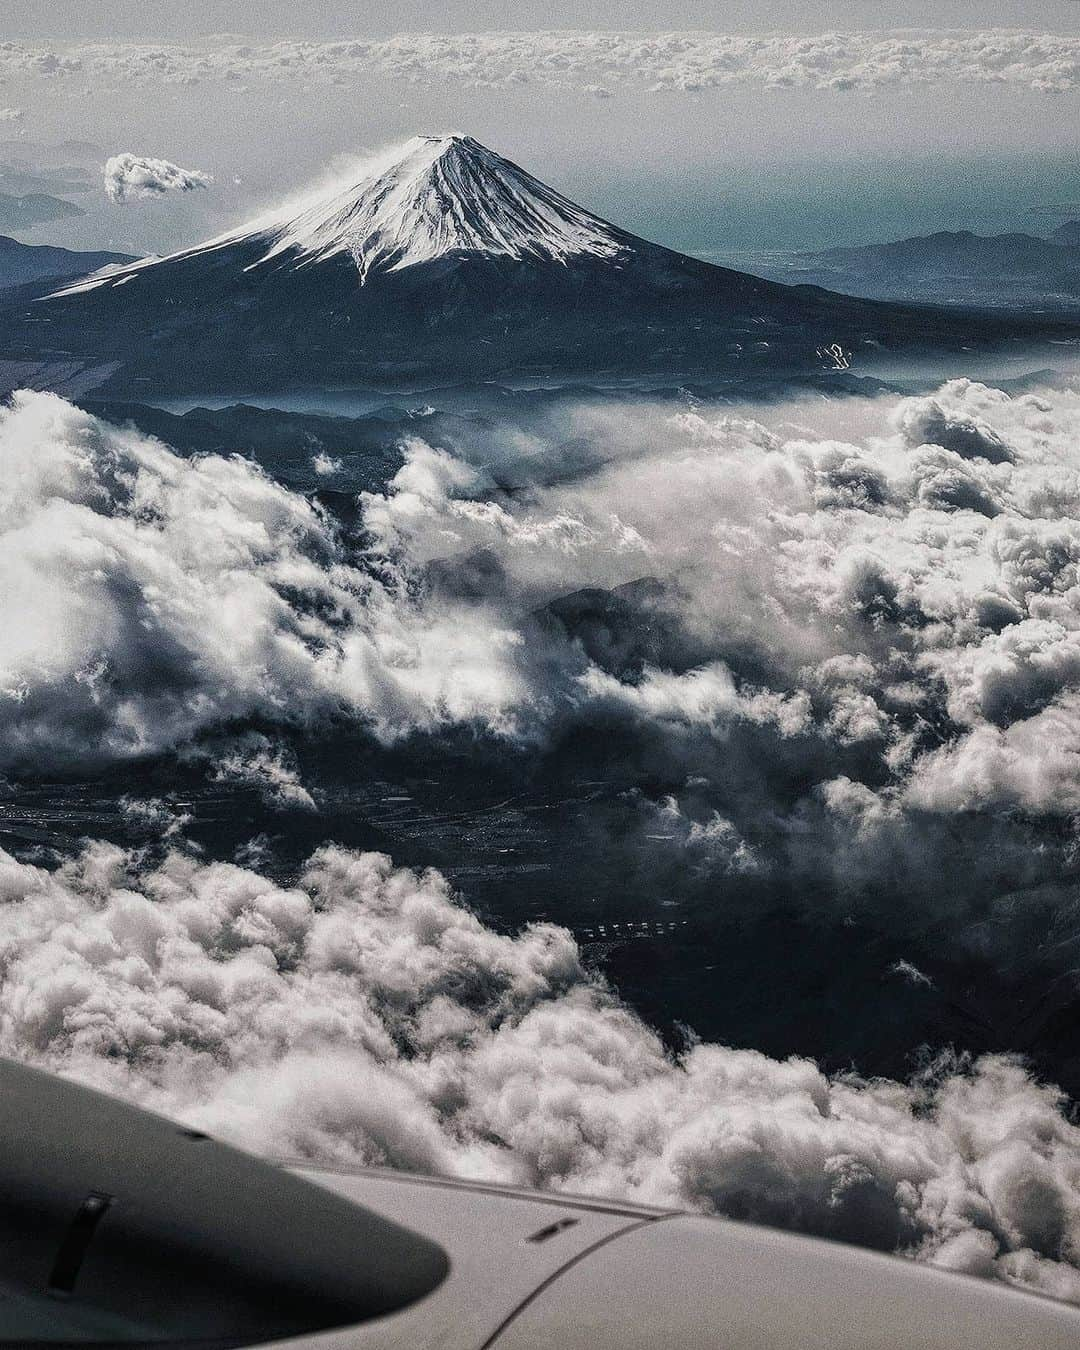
[5,371,1080,1297]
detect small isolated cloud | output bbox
[890,958,936,990]
[118,795,191,838]
[103,152,212,204]
[205,732,317,811]
[0,107,23,122]
[312,450,343,476]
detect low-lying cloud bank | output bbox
[0,389,522,765]
[4,30,1080,97]
[3,838,1080,1302]
[9,381,1080,900]
[103,152,213,203]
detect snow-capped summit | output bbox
[55,135,628,297]
[254,134,629,279]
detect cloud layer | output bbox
[7,385,1080,1300]
[103,152,212,203]
[361,375,1080,848]
[0,390,524,766]
[11,381,1080,845]
[3,30,1080,97]
[4,837,1080,1303]
[9,382,1080,1028]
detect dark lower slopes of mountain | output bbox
[0,137,1074,399]
[730,229,1080,311]
[0,191,85,230]
[0,236,136,292]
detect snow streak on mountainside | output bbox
[54,135,629,296]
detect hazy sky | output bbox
[4,2,1080,255]
[10,1,1080,40]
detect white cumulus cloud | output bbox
[0,391,529,767]
[13,381,1080,939]
[7,383,1080,1301]
[103,152,212,203]
[3,837,1080,1303]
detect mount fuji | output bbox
[0,135,1064,396]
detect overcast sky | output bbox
[5,2,1080,255]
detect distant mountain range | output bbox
[0,192,85,231]
[0,136,1074,398]
[1051,220,1080,247]
[0,140,101,201]
[0,236,135,292]
[0,166,95,198]
[713,226,1080,311]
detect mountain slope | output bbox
[0,136,1070,396]
[196,133,626,279]
[0,191,85,231]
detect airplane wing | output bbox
[0,1057,1077,1349]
